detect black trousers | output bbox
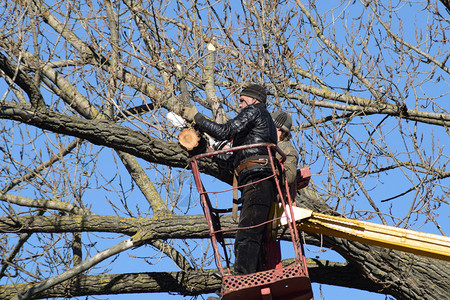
[234,177,276,275]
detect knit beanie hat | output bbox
[272,110,293,133]
[240,84,267,103]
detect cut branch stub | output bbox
[178,128,201,150]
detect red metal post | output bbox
[189,157,225,274]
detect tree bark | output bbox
[0,101,233,183]
[1,213,448,299]
[0,261,388,299]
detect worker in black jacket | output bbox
[182,84,278,275]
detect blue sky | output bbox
[1,0,448,299]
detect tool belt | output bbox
[232,156,273,222]
[235,156,271,174]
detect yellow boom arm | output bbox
[281,207,450,261]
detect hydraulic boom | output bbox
[281,207,450,261]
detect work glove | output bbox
[182,106,198,122]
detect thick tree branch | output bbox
[0,52,45,108]
[284,83,450,127]
[0,101,230,181]
[0,193,90,215]
[0,200,448,299]
[0,259,388,299]
[0,214,218,238]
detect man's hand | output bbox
[182,106,198,122]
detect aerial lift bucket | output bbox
[189,143,313,300]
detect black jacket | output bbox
[194,103,277,180]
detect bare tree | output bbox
[0,0,449,299]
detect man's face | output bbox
[239,96,258,109]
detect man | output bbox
[272,110,299,188]
[182,84,277,275]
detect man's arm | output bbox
[281,141,299,186]
[193,106,255,141]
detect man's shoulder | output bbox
[278,140,289,149]
[251,103,272,118]
[279,140,297,153]
[244,102,265,111]
[239,103,265,118]
[254,102,269,111]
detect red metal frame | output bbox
[189,143,313,300]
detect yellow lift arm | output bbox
[281,207,450,261]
